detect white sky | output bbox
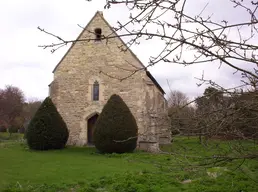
[0,0,256,101]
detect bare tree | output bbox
[39,0,258,80]
[167,90,189,108]
[22,98,42,132]
[37,0,258,163]
[23,98,42,121]
[166,89,195,136]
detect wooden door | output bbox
[87,114,99,145]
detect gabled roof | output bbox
[52,11,165,94]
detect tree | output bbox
[0,85,25,131]
[167,90,195,136]
[167,90,189,108]
[22,99,42,129]
[93,94,138,153]
[0,125,7,133]
[39,1,257,82]
[194,87,258,141]
[26,97,69,150]
[194,87,232,142]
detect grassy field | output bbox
[0,133,257,192]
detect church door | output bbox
[87,114,99,145]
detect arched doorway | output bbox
[87,114,99,145]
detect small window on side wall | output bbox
[94,28,102,41]
[93,81,99,101]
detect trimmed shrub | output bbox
[93,94,138,153]
[26,97,69,150]
[0,126,7,132]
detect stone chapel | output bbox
[48,11,171,152]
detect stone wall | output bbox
[49,11,171,151]
[137,77,171,151]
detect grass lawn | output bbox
[0,133,257,192]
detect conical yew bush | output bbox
[26,97,69,150]
[93,94,138,153]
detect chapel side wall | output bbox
[139,82,157,143]
[49,13,147,146]
[142,77,171,145]
[156,90,171,144]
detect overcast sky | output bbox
[0,0,256,101]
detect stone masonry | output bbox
[49,11,171,152]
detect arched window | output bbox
[93,81,99,101]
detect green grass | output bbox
[0,132,24,141]
[0,133,257,192]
